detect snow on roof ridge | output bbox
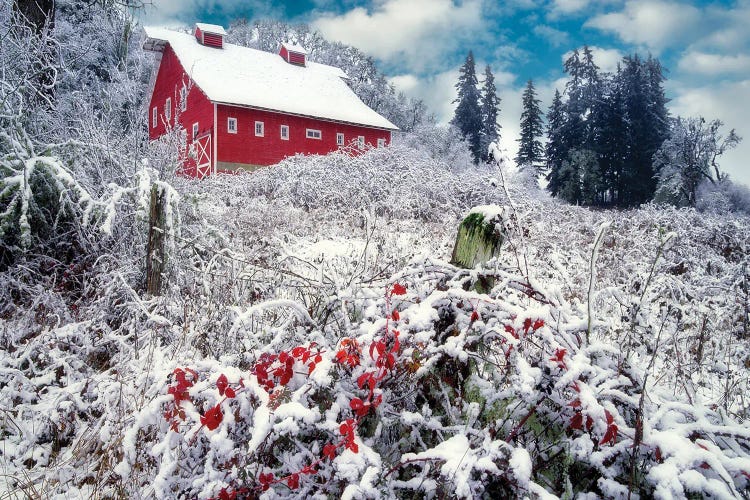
[142,27,399,130]
[281,41,308,54]
[195,23,227,35]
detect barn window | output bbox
[228,117,237,134]
[280,125,289,140]
[152,107,157,128]
[165,97,171,122]
[192,122,199,140]
[357,135,365,149]
[306,129,322,140]
[180,85,188,112]
[255,121,264,137]
[337,133,344,146]
[377,138,385,148]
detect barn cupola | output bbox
[194,23,226,48]
[279,42,307,66]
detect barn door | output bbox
[193,132,212,179]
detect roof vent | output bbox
[194,23,226,48]
[280,42,307,66]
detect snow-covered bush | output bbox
[696,178,750,215]
[207,144,501,223]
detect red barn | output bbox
[143,24,398,178]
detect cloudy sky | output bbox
[141,0,750,186]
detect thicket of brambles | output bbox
[1,1,749,499]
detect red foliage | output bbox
[216,374,228,396]
[201,404,223,431]
[339,419,359,453]
[600,410,618,446]
[335,338,361,368]
[258,472,275,491]
[550,348,568,369]
[323,443,338,461]
[253,344,323,393]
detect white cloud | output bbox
[562,46,624,73]
[670,79,750,187]
[678,52,750,75]
[551,0,590,15]
[533,24,570,47]
[311,0,484,71]
[585,1,702,51]
[389,69,460,125]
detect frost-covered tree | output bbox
[654,116,741,206]
[451,51,483,163]
[479,65,500,163]
[515,79,544,175]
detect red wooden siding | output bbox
[288,51,305,66]
[279,46,306,65]
[215,105,391,170]
[203,32,223,48]
[194,26,202,42]
[148,45,215,176]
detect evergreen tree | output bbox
[545,89,566,197]
[619,54,669,206]
[451,51,483,163]
[591,68,627,206]
[515,79,545,174]
[479,65,500,162]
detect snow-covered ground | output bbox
[1,145,749,498]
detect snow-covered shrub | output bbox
[696,178,750,215]
[209,144,501,224]
[110,254,750,499]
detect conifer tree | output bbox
[479,65,500,162]
[515,79,545,174]
[451,51,483,163]
[545,89,566,197]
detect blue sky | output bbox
[141,0,750,186]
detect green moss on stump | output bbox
[450,211,504,269]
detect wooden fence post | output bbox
[146,184,167,296]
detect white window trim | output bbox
[255,121,264,137]
[336,133,344,146]
[192,122,199,140]
[180,86,187,112]
[152,107,157,128]
[377,138,385,148]
[306,128,322,140]
[165,97,171,122]
[227,117,237,134]
[357,135,365,148]
[280,125,289,140]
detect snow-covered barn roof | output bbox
[194,23,227,35]
[143,27,398,131]
[281,41,308,55]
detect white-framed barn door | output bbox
[193,132,212,179]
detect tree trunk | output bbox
[146,184,168,296]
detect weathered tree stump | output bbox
[450,206,506,269]
[146,184,167,296]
